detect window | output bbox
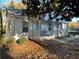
[48,23,52,31]
[23,21,28,32]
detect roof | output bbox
[7,8,22,16]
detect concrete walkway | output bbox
[33,35,79,46]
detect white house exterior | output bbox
[5,8,28,36]
[28,17,68,39]
[5,8,68,40]
[6,16,28,35]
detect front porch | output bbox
[6,15,68,40]
[28,18,68,40]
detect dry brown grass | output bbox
[1,39,79,59]
[7,40,58,59]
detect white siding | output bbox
[28,19,33,38]
[10,18,22,35]
[14,19,22,35]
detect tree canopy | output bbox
[22,0,79,21]
[8,0,27,9]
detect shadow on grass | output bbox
[30,39,79,59]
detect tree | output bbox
[21,0,79,37]
[0,10,3,35]
[9,0,15,8]
[8,0,26,9]
[22,0,79,18]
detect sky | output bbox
[44,13,79,22]
[0,0,21,3]
[72,17,79,22]
[0,0,21,8]
[0,0,21,6]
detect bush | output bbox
[0,35,16,46]
[0,38,4,45]
[5,36,16,44]
[0,35,7,45]
[18,36,27,45]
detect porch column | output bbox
[56,21,59,37]
[62,20,68,36]
[60,21,63,37]
[6,17,11,36]
[28,17,33,39]
[65,22,68,36]
[59,20,63,37]
[6,17,9,36]
[52,21,54,35]
[38,20,41,38]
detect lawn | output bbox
[0,38,79,59]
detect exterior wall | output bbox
[6,14,29,36]
[28,19,55,39]
[28,18,69,39]
[6,16,27,36]
[13,18,23,35]
[28,18,40,39]
[6,15,68,39]
[9,18,23,35]
[40,21,53,36]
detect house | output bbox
[5,8,69,40]
[6,8,28,36]
[28,15,68,39]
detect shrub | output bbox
[0,35,16,45]
[5,36,16,44]
[0,35,7,45]
[18,36,27,45]
[0,38,4,45]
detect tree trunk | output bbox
[0,11,3,35]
